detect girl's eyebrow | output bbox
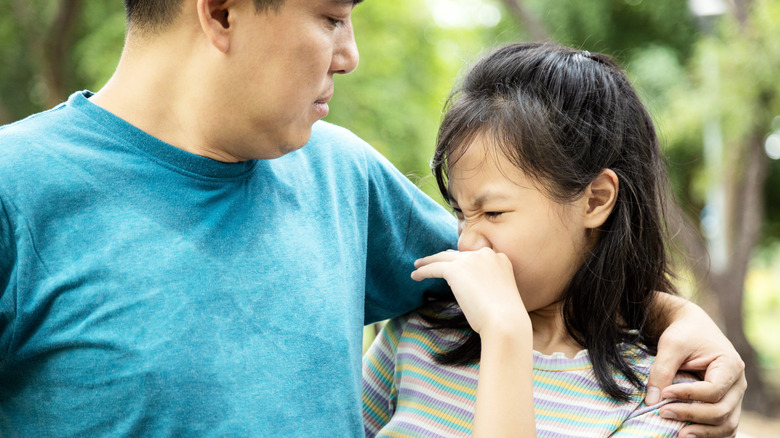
[448,190,511,209]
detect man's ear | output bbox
[197,0,234,53]
[582,168,619,229]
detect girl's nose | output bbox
[457,225,491,252]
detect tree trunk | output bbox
[714,111,774,413]
[498,0,550,41]
[730,0,752,30]
[41,0,84,108]
[1,0,84,117]
[0,101,11,126]
[680,93,775,414]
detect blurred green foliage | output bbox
[0,1,124,113]
[530,0,698,62]
[325,0,522,199]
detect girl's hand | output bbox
[411,248,528,335]
[413,248,536,437]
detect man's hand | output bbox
[646,297,746,438]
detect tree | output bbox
[499,0,779,414]
[659,0,780,414]
[0,0,124,124]
[325,0,522,199]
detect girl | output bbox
[363,42,696,437]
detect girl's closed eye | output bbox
[451,206,464,219]
[451,206,503,220]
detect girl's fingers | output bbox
[413,250,460,268]
[410,261,450,281]
[412,248,525,335]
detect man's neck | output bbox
[90,33,248,163]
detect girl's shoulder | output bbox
[617,343,699,385]
[378,302,475,363]
[405,302,471,340]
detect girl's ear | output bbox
[197,0,235,53]
[583,168,619,229]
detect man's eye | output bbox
[484,212,503,219]
[327,17,345,27]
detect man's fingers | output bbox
[646,337,687,404]
[662,356,746,403]
[662,381,726,404]
[659,398,731,426]
[676,417,739,438]
[660,399,740,438]
[657,378,744,438]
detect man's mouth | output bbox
[315,91,333,105]
[313,90,333,118]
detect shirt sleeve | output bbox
[611,373,697,437]
[361,145,457,324]
[362,316,406,438]
[0,195,16,362]
[610,400,691,437]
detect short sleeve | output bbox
[610,401,690,437]
[362,316,406,437]
[0,196,17,361]
[361,145,457,323]
[612,373,697,437]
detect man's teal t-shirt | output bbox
[0,91,456,436]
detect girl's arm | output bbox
[412,248,536,437]
[474,317,535,437]
[645,293,745,438]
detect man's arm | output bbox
[0,196,17,363]
[360,141,457,323]
[646,293,746,438]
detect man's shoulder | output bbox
[304,121,374,160]
[0,96,102,197]
[0,98,80,158]
[1,97,72,134]
[310,120,366,145]
[0,107,66,181]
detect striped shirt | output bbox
[362,309,694,437]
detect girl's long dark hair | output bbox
[426,42,679,401]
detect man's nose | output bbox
[332,22,359,75]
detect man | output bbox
[0,0,744,436]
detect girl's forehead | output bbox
[449,142,529,187]
[448,157,535,202]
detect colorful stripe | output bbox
[362,310,694,438]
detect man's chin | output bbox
[274,128,313,157]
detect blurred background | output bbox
[1,0,778,433]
